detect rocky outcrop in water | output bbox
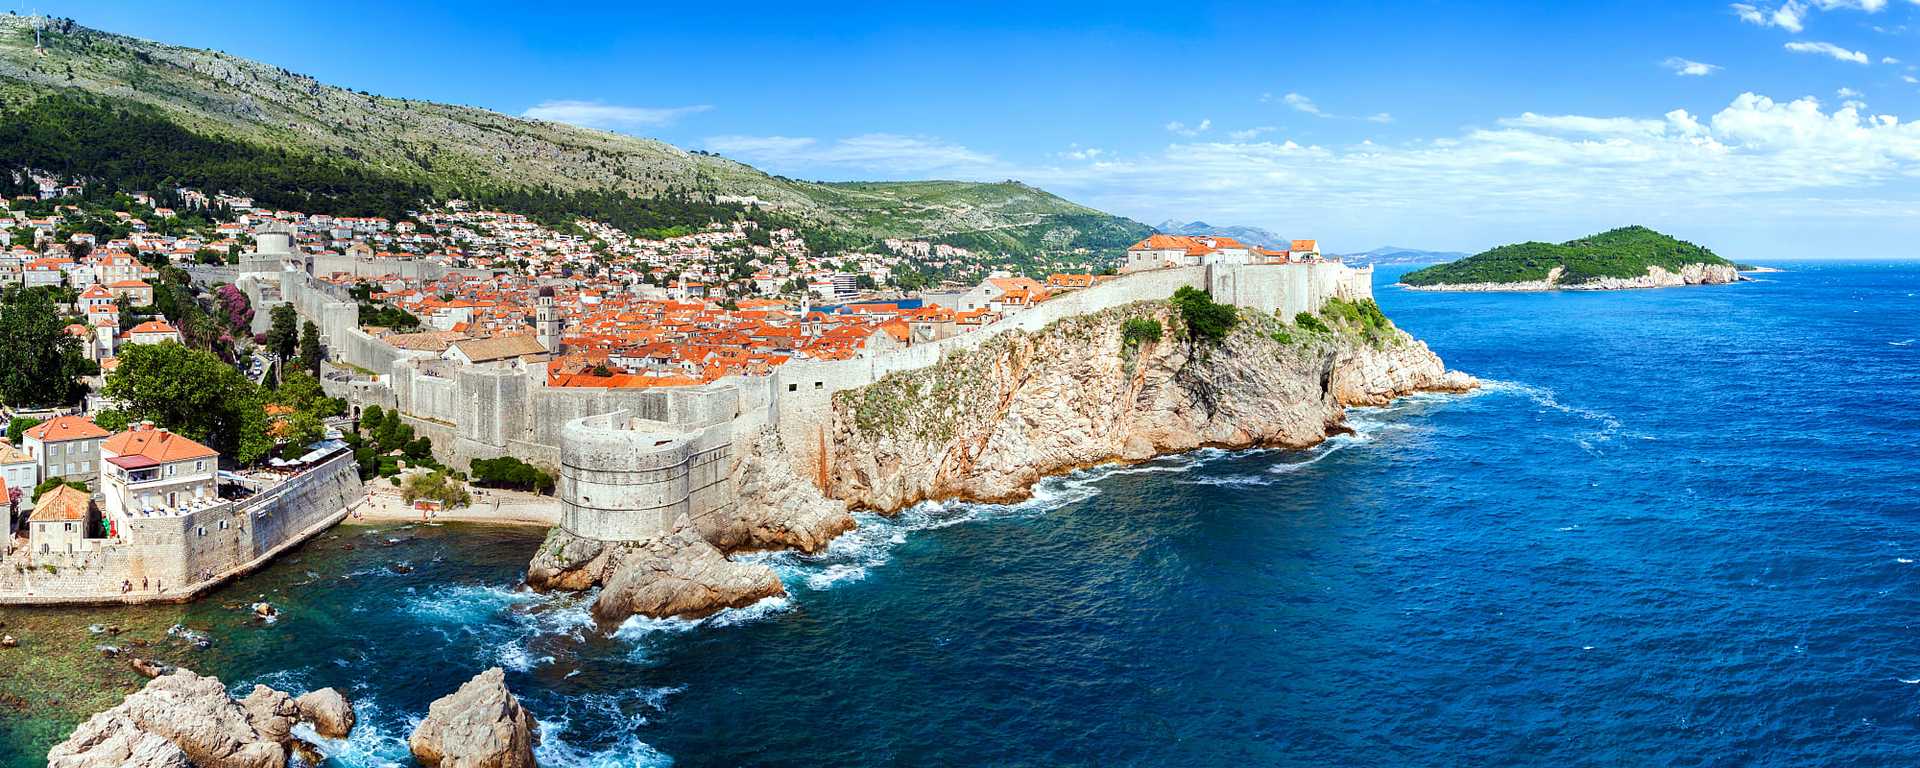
[528,525,786,623]
[826,300,1474,511]
[295,688,355,739]
[47,668,355,768]
[1402,263,1743,292]
[526,426,844,622]
[408,667,539,768]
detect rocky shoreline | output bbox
[1401,262,1744,292]
[47,664,537,768]
[529,298,1473,625]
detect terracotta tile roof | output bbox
[104,426,218,463]
[25,416,109,442]
[449,334,548,363]
[127,320,178,335]
[29,484,91,523]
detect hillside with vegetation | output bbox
[0,15,1147,261]
[1401,226,1734,287]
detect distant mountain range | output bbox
[1329,246,1470,266]
[0,16,1149,258]
[1155,220,1288,250]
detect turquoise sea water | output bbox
[4,261,1918,766]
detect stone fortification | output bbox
[0,451,360,605]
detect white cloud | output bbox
[1838,87,1863,97]
[1228,126,1277,141]
[1784,40,1870,63]
[1063,145,1105,161]
[1883,56,1902,64]
[1165,119,1212,137]
[521,100,712,130]
[1282,93,1327,117]
[1366,113,1395,124]
[1664,57,1722,76]
[1734,2,1807,31]
[702,133,994,174]
[1904,74,1919,83]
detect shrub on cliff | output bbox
[1172,287,1237,344]
[1121,317,1163,348]
[1294,312,1330,334]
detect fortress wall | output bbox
[0,452,360,604]
[555,411,735,542]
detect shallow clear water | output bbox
[4,261,1918,767]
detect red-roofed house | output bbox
[22,416,109,484]
[101,423,220,528]
[125,319,182,346]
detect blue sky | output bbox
[30,0,1920,257]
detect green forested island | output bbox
[1401,226,1738,289]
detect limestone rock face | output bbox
[588,526,786,622]
[525,527,611,591]
[238,685,300,745]
[408,667,538,768]
[701,426,856,554]
[826,302,1476,512]
[49,670,285,768]
[294,688,356,739]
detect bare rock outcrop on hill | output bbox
[408,667,539,768]
[826,301,1474,512]
[47,668,355,768]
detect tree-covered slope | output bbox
[1401,226,1732,286]
[0,15,1146,256]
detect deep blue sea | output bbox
[4,261,1919,767]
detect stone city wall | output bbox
[281,263,1366,487]
[0,451,360,605]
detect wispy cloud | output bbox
[1165,119,1213,137]
[1785,40,1870,63]
[1228,126,1277,141]
[1663,57,1723,76]
[521,100,712,130]
[702,133,994,174]
[1282,92,1327,117]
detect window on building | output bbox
[64,522,72,531]
[814,382,823,390]
[196,527,205,537]
[788,383,797,392]
[195,461,205,472]
[167,465,176,477]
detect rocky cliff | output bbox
[1403,263,1743,292]
[531,297,1471,622]
[826,299,1473,511]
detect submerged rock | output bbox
[408,667,538,768]
[47,668,355,768]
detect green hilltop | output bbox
[1401,226,1732,287]
[0,15,1148,261]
